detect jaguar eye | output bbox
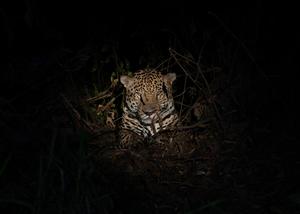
[162,83,168,98]
[140,96,145,105]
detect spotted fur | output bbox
[120,69,179,147]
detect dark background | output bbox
[1,1,299,113]
[0,0,299,213]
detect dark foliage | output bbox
[0,1,299,213]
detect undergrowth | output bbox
[0,8,299,214]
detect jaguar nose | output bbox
[143,104,157,115]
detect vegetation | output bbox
[0,2,299,213]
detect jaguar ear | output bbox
[163,73,176,85]
[120,75,133,88]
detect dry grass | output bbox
[1,10,298,214]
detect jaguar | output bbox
[119,69,179,147]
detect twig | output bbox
[60,93,95,134]
[208,11,268,81]
[169,48,223,129]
